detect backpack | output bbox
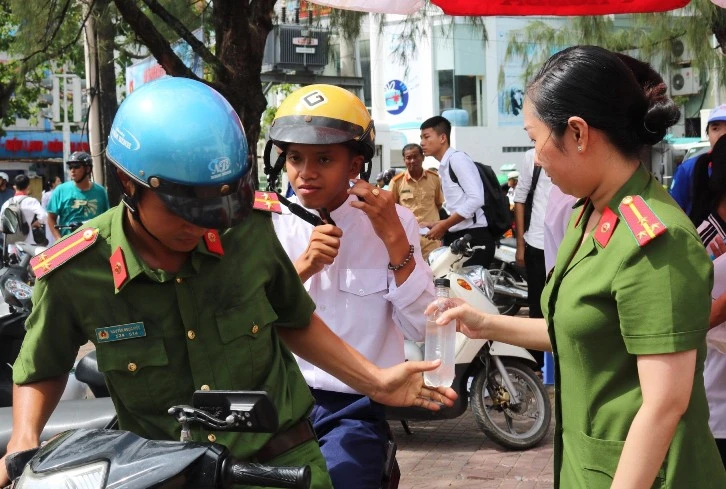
[448,158,513,239]
[2,196,29,244]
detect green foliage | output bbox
[260,83,296,140]
[503,0,726,92]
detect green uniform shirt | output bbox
[14,204,319,462]
[542,165,726,488]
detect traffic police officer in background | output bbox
[0,78,456,488]
[390,143,445,260]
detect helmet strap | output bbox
[263,139,287,192]
[112,170,166,246]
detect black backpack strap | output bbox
[524,165,542,232]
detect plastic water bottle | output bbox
[424,278,456,387]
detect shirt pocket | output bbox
[578,431,666,489]
[215,295,279,388]
[95,336,169,413]
[338,268,388,298]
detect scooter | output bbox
[4,391,311,489]
[387,235,551,450]
[489,237,528,316]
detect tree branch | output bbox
[139,0,227,79]
[113,0,199,80]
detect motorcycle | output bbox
[387,235,551,450]
[3,390,311,489]
[489,237,528,316]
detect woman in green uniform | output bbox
[433,46,726,488]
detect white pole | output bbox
[83,6,104,185]
[62,75,71,169]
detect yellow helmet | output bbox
[269,84,375,161]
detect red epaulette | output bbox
[31,228,100,280]
[618,195,667,247]
[594,207,619,248]
[253,191,283,213]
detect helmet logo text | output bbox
[303,91,327,108]
[110,127,141,151]
[209,157,232,180]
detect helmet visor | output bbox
[155,172,254,229]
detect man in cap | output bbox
[670,104,726,219]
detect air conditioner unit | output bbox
[671,67,701,96]
[262,24,329,73]
[671,39,693,63]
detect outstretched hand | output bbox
[425,298,489,340]
[371,360,457,411]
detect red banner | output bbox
[430,0,691,16]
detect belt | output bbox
[256,418,317,463]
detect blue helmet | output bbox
[106,77,253,229]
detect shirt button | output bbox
[176,277,183,284]
[319,305,326,312]
[187,330,196,340]
[251,324,259,334]
[359,289,364,294]
[208,433,216,442]
[127,362,137,372]
[200,384,210,391]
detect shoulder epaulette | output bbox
[390,172,405,182]
[618,195,667,247]
[253,191,282,214]
[425,169,440,178]
[31,228,100,280]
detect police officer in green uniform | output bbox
[0,78,457,488]
[431,46,726,488]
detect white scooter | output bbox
[387,235,551,450]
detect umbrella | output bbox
[310,0,691,15]
[430,0,690,16]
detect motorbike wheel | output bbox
[471,358,551,450]
[488,267,522,316]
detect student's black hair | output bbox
[14,174,29,191]
[402,143,424,156]
[526,45,680,158]
[420,116,452,143]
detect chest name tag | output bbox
[95,322,146,343]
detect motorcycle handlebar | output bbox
[450,234,472,255]
[222,459,311,489]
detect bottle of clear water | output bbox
[424,278,456,388]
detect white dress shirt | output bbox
[272,194,434,394]
[0,193,47,245]
[513,149,552,250]
[439,148,486,232]
[543,185,578,273]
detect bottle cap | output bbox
[434,278,450,288]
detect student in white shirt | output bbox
[418,115,494,267]
[268,84,435,489]
[0,174,47,247]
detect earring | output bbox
[577,145,583,152]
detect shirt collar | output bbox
[107,205,223,293]
[606,164,651,216]
[405,170,427,182]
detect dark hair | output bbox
[691,135,726,225]
[402,143,423,156]
[526,45,680,158]
[14,174,29,191]
[420,116,451,143]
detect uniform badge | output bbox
[253,191,283,214]
[594,207,619,248]
[109,246,129,290]
[204,230,224,256]
[618,195,667,247]
[31,228,100,280]
[95,322,146,343]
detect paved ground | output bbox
[393,388,555,489]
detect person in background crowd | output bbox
[543,185,578,273]
[503,171,519,207]
[431,46,726,488]
[41,176,62,209]
[47,151,109,239]
[670,104,726,223]
[390,143,445,260]
[419,115,494,267]
[0,174,46,246]
[0,172,15,209]
[269,84,438,489]
[513,149,552,369]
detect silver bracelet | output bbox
[388,245,415,271]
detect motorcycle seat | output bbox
[499,237,517,248]
[0,397,116,457]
